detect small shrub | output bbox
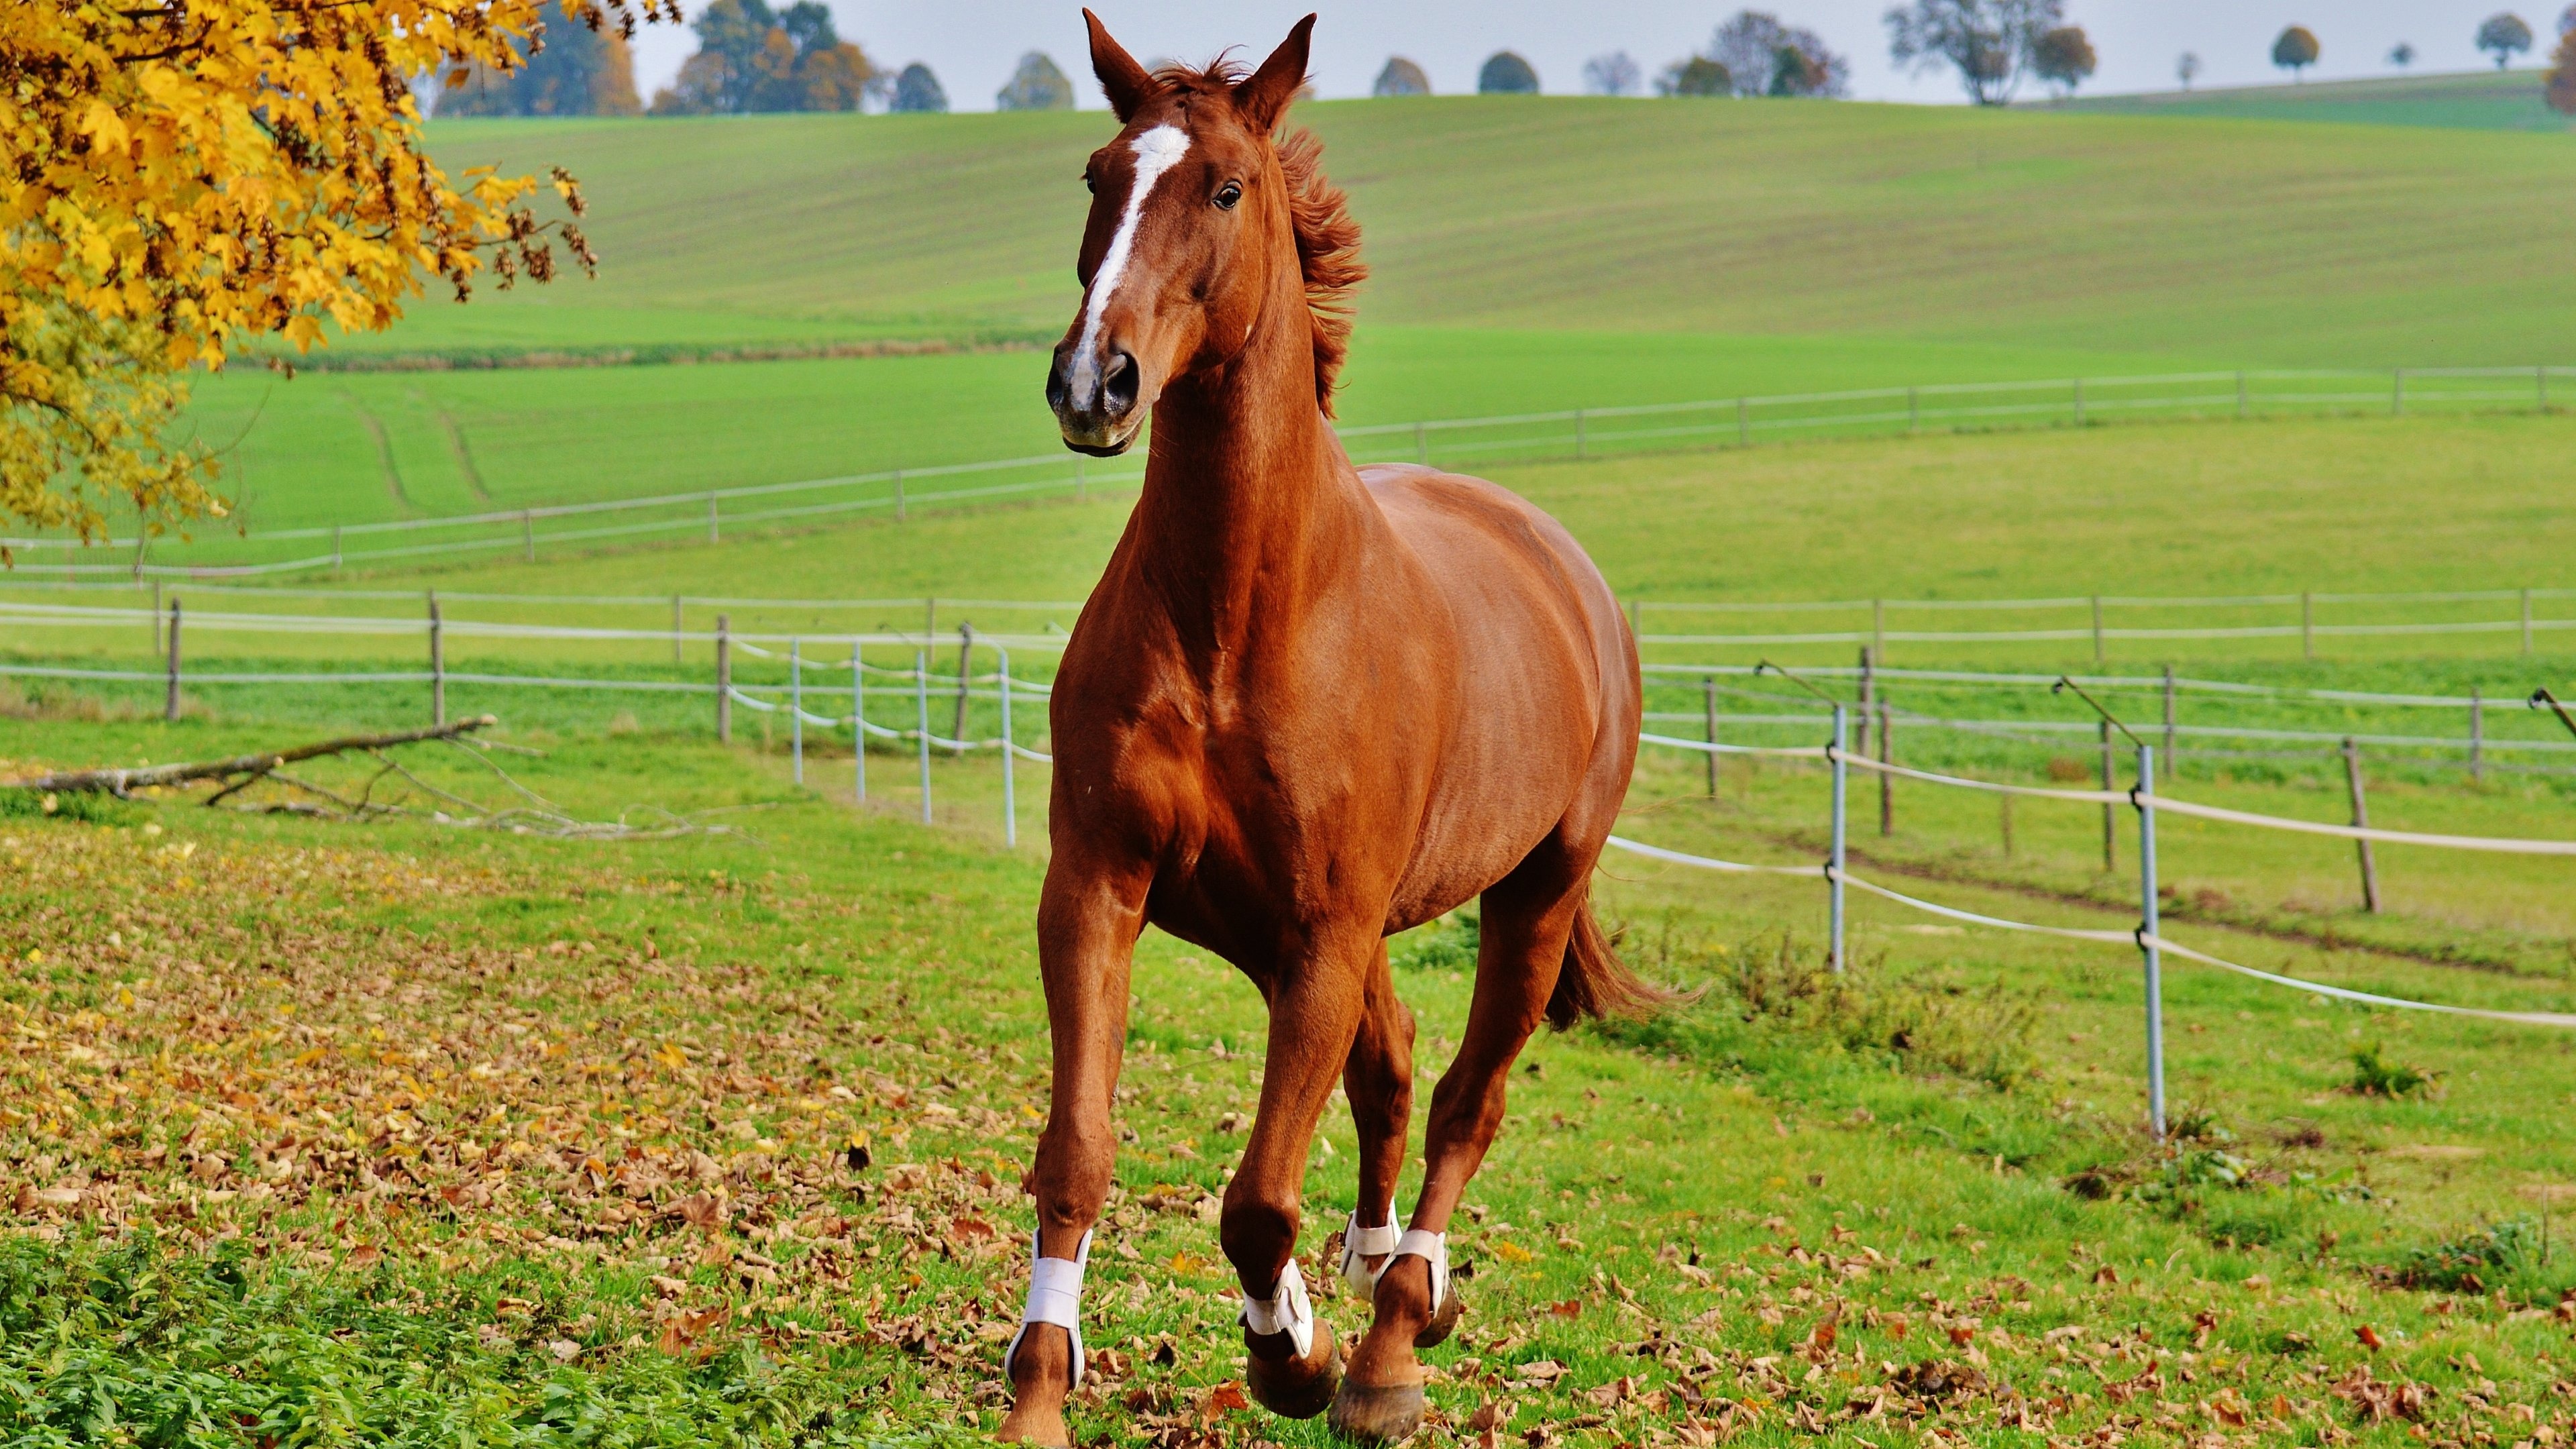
[2045,756,2092,783]
[0,788,138,825]
[2399,1219,2540,1292]
[2349,1042,2438,1098]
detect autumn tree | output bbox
[647,0,875,115]
[2477,12,2534,68]
[2272,25,2320,80]
[1373,57,1431,97]
[996,52,1073,111]
[0,0,647,543]
[2550,28,2576,111]
[441,0,643,117]
[2031,25,2097,97]
[1656,56,1735,95]
[1710,12,1849,98]
[1885,0,2066,105]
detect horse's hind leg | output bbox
[1332,852,1587,1440]
[1338,944,1415,1289]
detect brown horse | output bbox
[998,13,1658,1445]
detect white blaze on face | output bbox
[1069,123,1191,411]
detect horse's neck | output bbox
[1128,317,1368,658]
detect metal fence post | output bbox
[1703,677,1720,799]
[790,637,804,786]
[715,614,732,743]
[2098,719,2116,873]
[998,643,1017,848]
[429,590,445,728]
[2470,686,2485,784]
[164,599,182,722]
[1829,704,1848,973]
[914,648,932,824]
[2343,739,2381,913]
[2135,743,2166,1142]
[852,639,867,804]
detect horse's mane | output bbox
[1156,60,1368,416]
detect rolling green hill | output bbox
[2059,68,2575,133]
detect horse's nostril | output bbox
[1045,355,1071,412]
[1103,352,1140,417]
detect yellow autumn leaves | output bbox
[0,0,661,543]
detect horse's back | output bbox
[1360,464,1638,925]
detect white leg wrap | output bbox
[1338,1205,1402,1296]
[1239,1258,1316,1359]
[1391,1228,1448,1316]
[1004,1229,1092,1387]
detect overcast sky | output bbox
[629,2,2571,109]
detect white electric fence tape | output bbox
[2134,794,2576,856]
[1004,1229,1093,1386]
[1602,835,1826,877]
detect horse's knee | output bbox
[1218,1194,1299,1291]
[1030,1122,1115,1229]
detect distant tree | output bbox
[1583,50,1644,95]
[1656,55,1735,95]
[2176,50,2201,89]
[440,1,644,116]
[1885,0,2066,105]
[2030,25,2096,97]
[2563,3,2576,34]
[2552,28,2576,111]
[1373,57,1432,96]
[2388,41,2417,68]
[2478,13,2535,67]
[1711,11,1850,98]
[1479,50,1541,93]
[2271,25,2320,81]
[647,0,875,115]
[996,52,1074,110]
[891,62,947,112]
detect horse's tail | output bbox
[1544,890,1676,1030]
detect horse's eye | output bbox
[1214,181,1242,211]
[1083,172,1096,195]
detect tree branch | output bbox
[9,715,497,795]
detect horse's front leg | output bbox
[1224,930,1374,1420]
[997,863,1150,1448]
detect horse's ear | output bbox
[1233,13,1315,133]
[1085,9,1154,121]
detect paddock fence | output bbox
[4,364,2567,578]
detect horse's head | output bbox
[1046,10,1318,456]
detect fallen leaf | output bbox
[2356,1324,2383,1352]
[1199,1381,1249,1421]
[1547,1298,1582,1319]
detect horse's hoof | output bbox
[1246,1320,1342,1419]
[994,1401,1071,1449]
[1411,1277,1462,1349]
[1328,1379,1427,1442]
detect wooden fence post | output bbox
[707,492,719,544]
[1736,397,1750,447]
[950,624,976,747]
[2091,594,2104,663]
[2343,739,2380,914]
[2392,368,2404,417]
[2301,592,2314,661]
[2098,718,2116,873]
[894,470,906,521]
[2073,377,2086,426]
[1703,677,1720,799]
[1877,698,1894,837]
[1856,647,1875,760]
[2161,665,2177,762]
[715,614,732,743]
[522,510,535,563]
[1574,409,1587,460]
[429,591,445,727]
[1999,793,2015,859]
[672,594,684,664]
[2470,686,2485,784]
[1907,387,1919,433]
[2236,370,2248,419]
[164,599,182,722]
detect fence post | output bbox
[2237,370,2248,419]
[1736,397,1750,447]
[2392,368,2404,417]
[2136,743,2167,1142]
[2301,592,2314,661]
[914,648,932,824]
[1829,705,1848,973]
[2470,686,2485,784]
[716,615,732,743]
[522,510,535,564]
[332,524,343,572]
[998,643,1017,848]
[852,639,867,805]
[2098,718,2116,873]
[1877,698,1894,837]
[164,599,182,722]
[2091,594,2104,663]
[1856,647,1875,759]
[2073,377,2085,426]
[1872,600,1886,665]
[2542,365,2551,412]
[926,598,936,638]
[2343,739,2381,914]
[2161,665,2177,763]
[790,637,805,786]
[1907,387,1919,434]
[1574,409,1587,461]
[429,590,445,728]
[672,595,684,664]
[1999,793,2015,859]
[894,470,906,521]
[1703,677,1720,799]
[707,492,720,544]
[951,623,975,748]
[1413,421,1428,466]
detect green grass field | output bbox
[2062,70,2576,134]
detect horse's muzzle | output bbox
[1048,344,1142,456]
